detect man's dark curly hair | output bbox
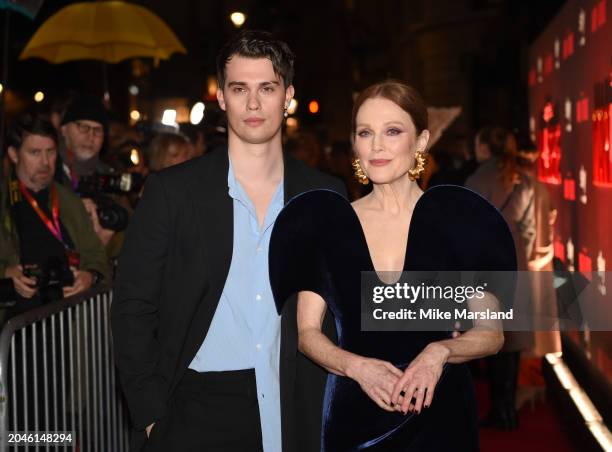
[216,30,295,89]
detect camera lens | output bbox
[97,204,129,231]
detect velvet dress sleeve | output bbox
[407,185,518,314]
[269,189,347,315]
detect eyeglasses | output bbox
[75,121,104,137]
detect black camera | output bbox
[23,256,75,303]
[93,196,129,231]
[77,173,141,232]
[77,173,143,195]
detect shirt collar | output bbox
[227,154,284,203]
[227,154,284,230]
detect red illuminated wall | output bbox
[530,0,611,275]
[529,0,611,379]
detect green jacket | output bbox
[0,180,111,284]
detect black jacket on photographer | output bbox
[0,177,110,321]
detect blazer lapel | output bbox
[195,148,233,288]
[283,153,311,203]
[173,148,234,391]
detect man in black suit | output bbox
[111,30,345,451]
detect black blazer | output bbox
[111,148,346,452]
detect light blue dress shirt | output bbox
[189,158,283,451]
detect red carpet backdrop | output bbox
[528,0,612,381]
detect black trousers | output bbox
[144,369,264,452]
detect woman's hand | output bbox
[346,356,404,412]
[391,342,449,414]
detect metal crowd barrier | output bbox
[0,288,130,451]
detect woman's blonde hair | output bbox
[147,133,190,172]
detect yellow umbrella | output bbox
[19,1,186,64]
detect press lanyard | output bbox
[18,181,64,244]
[65,149,79,190]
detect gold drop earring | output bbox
[283,106,289,118]
[351,157,370,185]
[408,150,427,181]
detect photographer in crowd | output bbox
[0,114,109,321]
[58,94,136,263]
[58,94,112,189]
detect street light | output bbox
[0,83,3,94]
[34,91,45,102]
[130,110,141,121]
[308,100,319,114]
[161,109,177,126]
[130,148,140,165]
[230,12,246,28]
[190,102,205,125]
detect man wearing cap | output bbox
[59,94,112,188]
[59,94,127,260]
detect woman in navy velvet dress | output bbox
[270,81,517,451]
